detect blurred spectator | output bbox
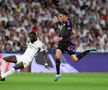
[0,39,4,53]
[4,43,12,53]
[32,23,38,32]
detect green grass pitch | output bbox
[0,73,108,90]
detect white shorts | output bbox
[16,55,31,68]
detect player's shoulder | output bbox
[34,39,44,46]
[67,18,72,25]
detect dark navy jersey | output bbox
[57,18,77,54]
[58,18,72,41]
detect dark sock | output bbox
[13,62,24,70]
[55,59,60,74]
[77,50,90,60]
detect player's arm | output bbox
[51,16,63,42]
[65,26,72,37]
[41,50,49,68]
[39,44,49,68]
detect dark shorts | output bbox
[57,40,76,55]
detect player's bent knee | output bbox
[55,49,62,59]
[55,54,61,59]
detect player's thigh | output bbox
[16,56,30,68]
[66,45,78,62]
[55,42,65,59]
[55,49,63,59]
[3,56,17,63]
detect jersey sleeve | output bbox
[39,44,48,52]
[65,20,72,36]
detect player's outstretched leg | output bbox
[0,56,17,81]
[0,68,15,81]
[0,62,24,81]
[71,48,96,62]
[77,48,96,60]
[1,56,17,75]
[1,59,8,76]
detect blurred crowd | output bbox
[0,0,108,53]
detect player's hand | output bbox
[53,36,63,43]
[52,16,58,23]
[44,63,49,68]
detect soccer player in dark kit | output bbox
[52,9,96,81]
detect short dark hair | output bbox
[29,32,37,43]
[29,32,37,39]
[58,8,69,16]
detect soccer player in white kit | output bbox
[0,32,48,81]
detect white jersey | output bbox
[16,39,46,67]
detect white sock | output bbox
[1,59,8,76]
[1,68,15,78]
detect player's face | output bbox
[29,33,37,43]
[58,14,67,22]
[58,14,64,22]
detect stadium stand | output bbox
[0,0,107,53]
